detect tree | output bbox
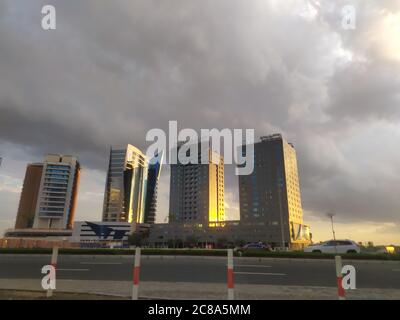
[234,239,246,247]
[175,238,183,248]
[166,237,184,248]
[216,237,228,249]
[185,235,198,248]
[167,238,175,248]
[128,233,144,247]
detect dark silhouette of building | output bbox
[15,163,43,229]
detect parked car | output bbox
[234,242,273,255]
[304,240,360,254]
[377,246,396,254]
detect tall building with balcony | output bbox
[169,142,225,226]
[15,163,44,229]
[33,154,80,230]
[238,134,309,248]
[102,145,148,224]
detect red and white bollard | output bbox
[47,246,58,298]
[132,247,141,300]
[335,255,345,300]
[227,249,234,300]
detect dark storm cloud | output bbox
[327,60,400,120]
[0,100,108,169]
[0,0,399,225]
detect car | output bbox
[304,239,361,254]
[377,246,396,254]
[234,242,273,255]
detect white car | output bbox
[304,240,361,254]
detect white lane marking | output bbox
[235,265,272,268]
[80,262,122,265]
[57,268,90,271]
[235,271,286,276]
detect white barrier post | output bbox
[132,247,141,300]
[47,246,58,298]
[335,255,345,300]
[227,249,234,300]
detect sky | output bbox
[0,0,399,245]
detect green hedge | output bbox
[1,248,399,260]
[0,248,227,256]
[239,250,400,260]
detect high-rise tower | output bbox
[169,142,225,226]
[33,154,80,230]
[238,134,305,248]
[102,145,148,223]
[144,151,164,224]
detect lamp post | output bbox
[327,213,337,254]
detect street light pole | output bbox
[327,213,337,254]
[330,216,336,241]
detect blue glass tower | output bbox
[144,151,163,224]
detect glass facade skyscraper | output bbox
[144,151,163,224]
[102,145,148,223]
[238,134,309,248]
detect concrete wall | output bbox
[0,238,79,249]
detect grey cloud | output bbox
[0,0,399,226]
[0,100,109,170]
[326,60,400,121]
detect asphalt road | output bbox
[1,255,399,289]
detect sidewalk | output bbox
[0,279,399,300]
[0,289,123,300]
